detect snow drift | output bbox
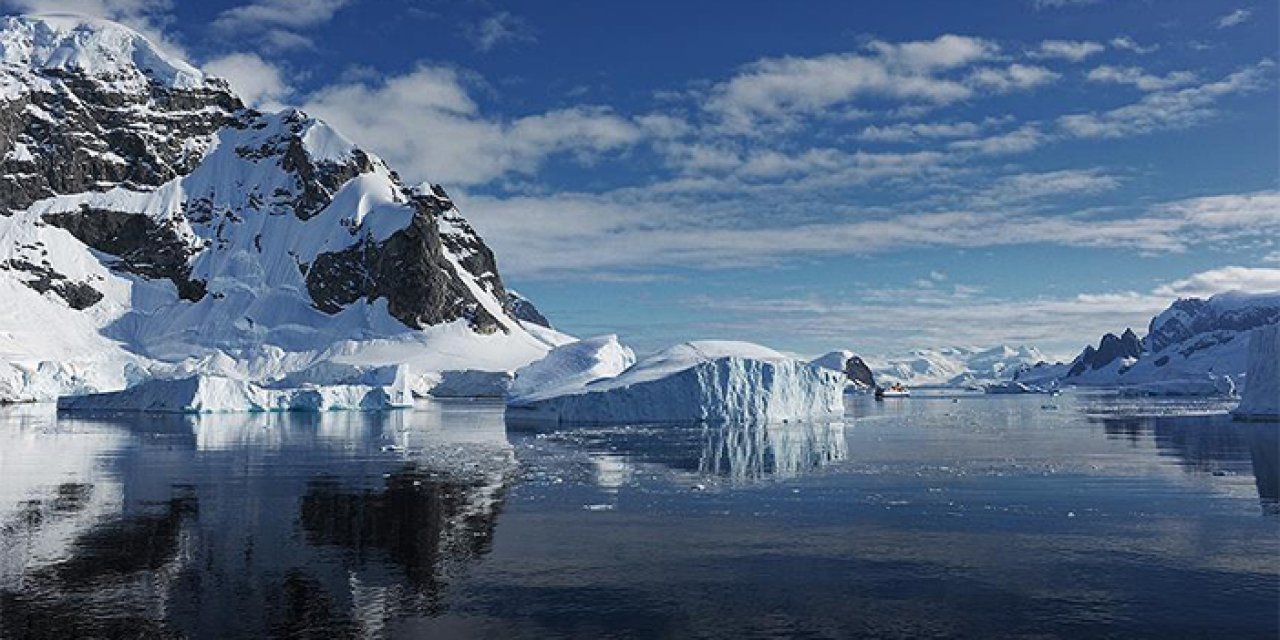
[506,340,845,425]
[1234,324,1279,421]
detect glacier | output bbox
[1233,324,1279,421]
[506,341,846,425]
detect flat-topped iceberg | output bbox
[1234,324,1279,421]
[57,368,413,413]
[507,340,845,425]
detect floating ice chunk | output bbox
[507,340,845,425]
[57,373,413,413]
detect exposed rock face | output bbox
[506,289,551,328]
[1067,328,1142,377]
[844,355,876,388]
[305,193,503,333]
[42,207,206,301]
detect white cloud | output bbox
[302,65,642,185]
[977,168,1120,204]
[460,185,1280,278]
[1154,267,1280,297]
[1059,60,1272,138]
[204,52,291,109]
[466,12,535,52]
[949,123,1047,155]
[966,63,1059,92]
[1217,8,1253,28]
[211,0,349,50]
[1086,65,1197,92]
[213,0,348,31]
[859,120,982,143]
[682,264,1277,357]
[1033,39,1105,61]
[1109,36,1159,55]
[1031,0,1099,9]
[705,35,997,132]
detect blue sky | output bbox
[9,0,1279,357]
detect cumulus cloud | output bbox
[1033,39,1105,61]
[1109,36,1159,55]
[966,63,1059,92]
[204,52,291,108]
[302,65,643,185]
[1085,65,1197,92]
[705,35,998,132]
[211,0,350,50]
[1154,266,1280,297]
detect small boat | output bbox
[875,383,910,399]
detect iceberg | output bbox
[57,371,414,413]
[506,340,845,425]
[1234,324,1279,421]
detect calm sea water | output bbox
[0,393,1276,639]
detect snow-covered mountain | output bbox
[866,345,1046,388]
[0,15,563,402]
[1018,291,1280,394]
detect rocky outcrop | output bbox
[305,195,503,333]
[42,207,206,301]
[1067,328,1142,377]
[506,289,551,328]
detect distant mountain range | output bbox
[1016,291,1280,394]
[866,345,1047,388]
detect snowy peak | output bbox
[868,344,1046,387]
[1145,291,1280,354]
[0,14,552,401]
[0,14,211,93]
[1054,291,1280,393]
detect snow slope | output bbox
[0,15,562,404]
[1234,324,1279,420]
[506,341,845,425]
[867,345,1046,388]
[509,335,636,402]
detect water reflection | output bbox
[534,420,848,486]
[0,403,516,638]
[1093,410,1280,512]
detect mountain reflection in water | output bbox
[0,405,515,639]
